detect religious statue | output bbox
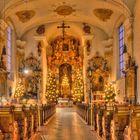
[86,40,91,55]
[0,56,6,70]
[36,24,45,35]
[83,23,91,34]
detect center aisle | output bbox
[34,107,98,140]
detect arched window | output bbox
[118,24,124,78]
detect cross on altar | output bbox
[57,21,70,40]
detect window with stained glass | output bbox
[119,24,124,78]
[7,27,12,73]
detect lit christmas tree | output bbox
[46,72,59,103]
[104,82,116,103]
[73,69,84,103]
[14,79,25,98]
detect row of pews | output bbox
[77,103,140,140]
[0,104,56,140]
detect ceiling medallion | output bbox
[54,5,76,16]
[16,10,35,23]
[93,8,113,22]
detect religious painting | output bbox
[92,74,104,91]
[62,43,69,51]
[88,54,109,92]
[16,10,35,23]
[24,76,38,99]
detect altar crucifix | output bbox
[57,21,70,40]
[57,21,70,51]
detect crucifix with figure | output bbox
[57,21,70,40]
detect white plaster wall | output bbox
[22,28,38,57]
[88,27,107,58]
[134,0,140,103]
[22,23,107,58]
[112,16,126,102]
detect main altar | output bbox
[46,23,84,103]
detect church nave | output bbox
[0,0,140,140]
[33,108,98,140]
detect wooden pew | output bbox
[110,104,130,140]
[44,104,56,122]
[76,103,89,123]
[13,105,28,140]
[38,105,44,126]
[123,105,140,140]
[30,105,39,133]
[101,105,114,140]
[0,104,56,140]
[0,106,19,140]
[95,105,105,138]
[22,105,33,139]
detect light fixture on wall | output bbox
[24,69,29,74]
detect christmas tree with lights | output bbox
[46,73,58,103]
[73,69,84,103]
[14,79,25,98]
[104,82,116,103]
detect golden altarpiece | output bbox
[46,35,84,103]
[87,53,110,104]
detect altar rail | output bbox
[0,104,56,140]
[76,103,140,140]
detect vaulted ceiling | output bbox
[0,0,136,38]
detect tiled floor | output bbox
[33,108,98,140]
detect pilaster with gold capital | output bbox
[124,17,134,57]
[82,34,94,103]
[34,36,47,103]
